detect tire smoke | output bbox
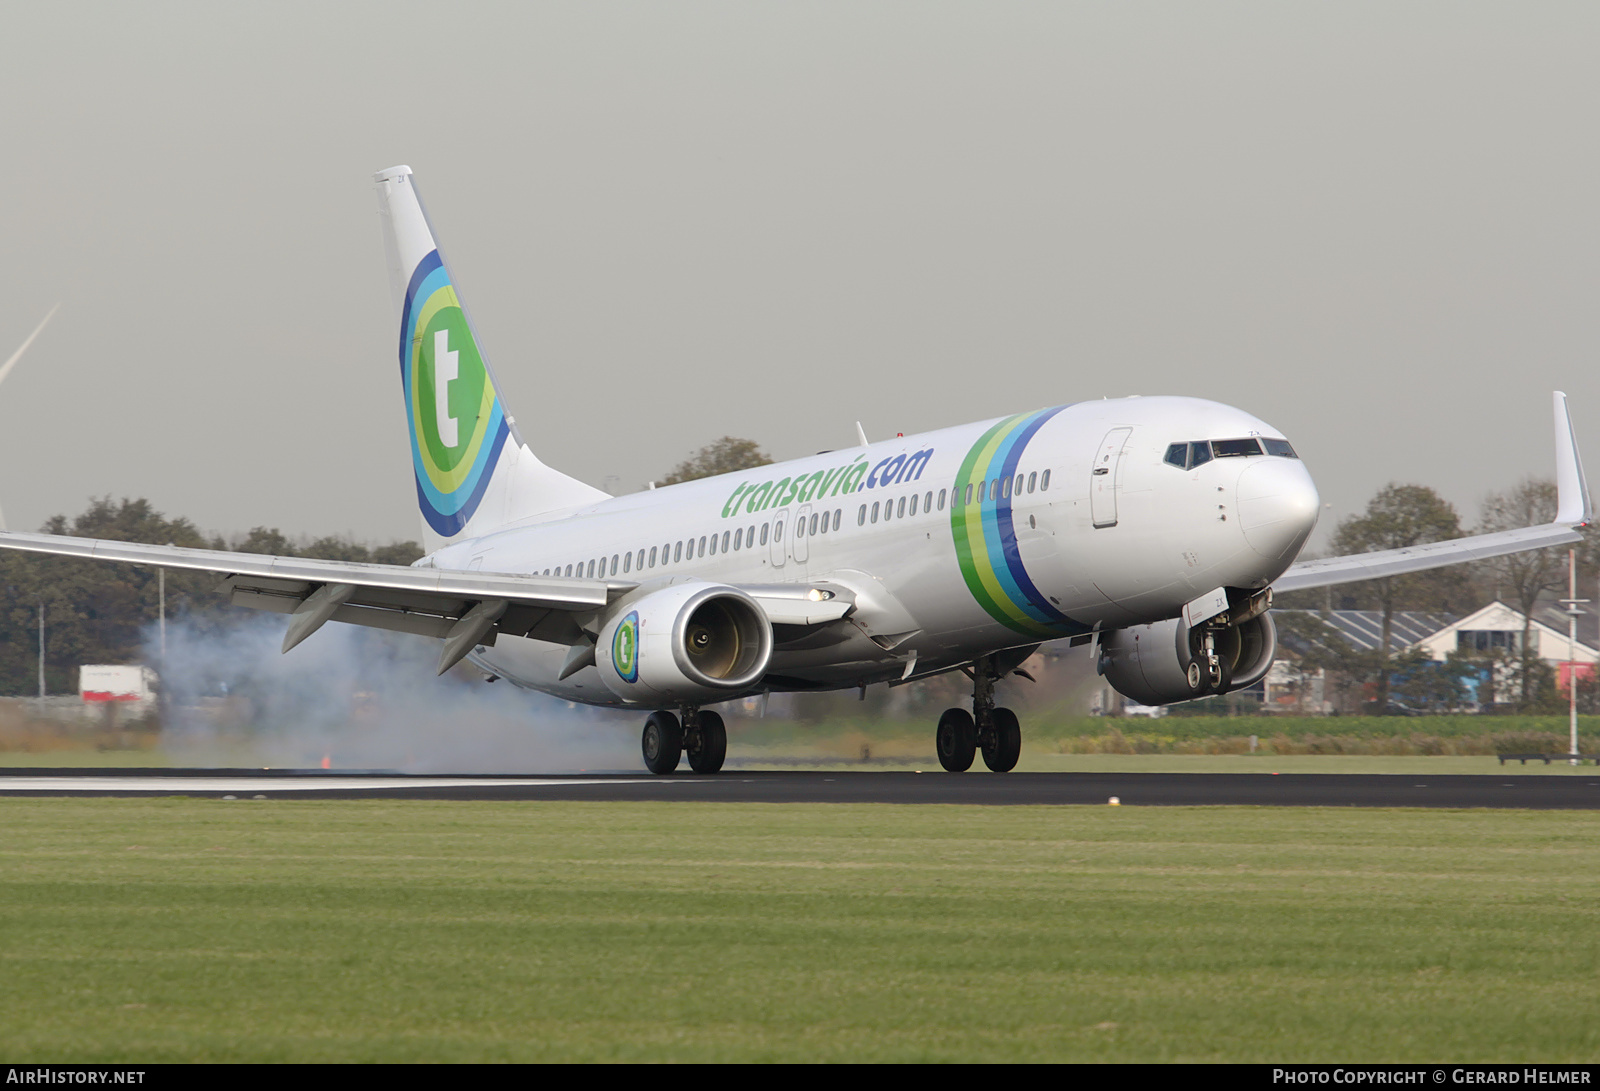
[148,614,639,772]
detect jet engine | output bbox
[1097,611,1277,707]
[595,580,773,704]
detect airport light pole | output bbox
[1561,549,1587,766]
[37,600,44,700]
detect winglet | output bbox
[1553,391,1593,526]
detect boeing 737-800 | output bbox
[0,166,1590,774]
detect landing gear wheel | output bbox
[687,709,727,774]
[982,707,1022,773]
[641,710,682,775]
[936,708,977,772]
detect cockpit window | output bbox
[1164,436,1298,469]
[1211,438,1262,458]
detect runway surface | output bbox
[3,768,1599,807]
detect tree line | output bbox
[1275,478,1600,714]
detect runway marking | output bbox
[0,776,665,794]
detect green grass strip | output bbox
[1,799,1597,1062]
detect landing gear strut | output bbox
[641,706,728,775]
[936,655,1023,773]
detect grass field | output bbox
[2,799,1598,1062]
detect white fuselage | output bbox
[428,396,1320,707]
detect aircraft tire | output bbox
[936,708,977,773]
[687,709,727,774]
[982,707,1022,773]
[642,710,683,775]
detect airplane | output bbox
[0,166,1590,774]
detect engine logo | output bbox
[612,611,640,683]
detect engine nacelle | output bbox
[1097,611,1277,706]
[595,580,773,704]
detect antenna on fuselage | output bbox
[855,421,870,448]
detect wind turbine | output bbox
[0,304,61,531]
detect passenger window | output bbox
[1040,469,1051,491]
[649,546,657,567]
[747,524,755,546]
[674,542,683,563]
[897,496,906,518]
[1001,476,1011,500]
[809,513,818,535]
[1015,474,1024,495]
[709,533,718,555]
[565,564,573,577]
[938,489,946,510]
[611,553,619,573]
[774,520,784,541]
[734,528,743,550]
[909,494,919,516]
[858,505,867,526]
[796,518,805,538]
[721,531,730,552]
[963,483,973,506]
[871,501,880,523]
[698,536,706,557]
[1028,471,1037,493]
[990,479,1001,501]
[587,560,596,578]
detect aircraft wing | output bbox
[0,528,623,671]
[1274,391,1593,594]
[0,529,854,674]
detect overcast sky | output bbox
[1,2,1595,548]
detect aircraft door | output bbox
[1090,427,1132,528]
[793,504,812,564]
[769,509,788,568]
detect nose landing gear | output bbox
[936,655,1023,773]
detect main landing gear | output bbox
[641,706,727,775]
[936,656,1022,773]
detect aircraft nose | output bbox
[1236,459,1320,561]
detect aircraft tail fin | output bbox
[374,166,608,552]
